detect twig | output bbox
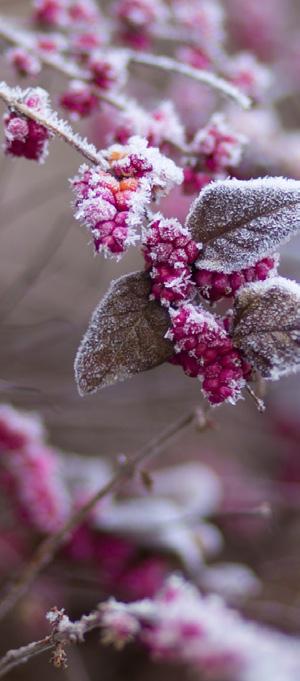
[246,384,266,413]
[0,18,251,110]
[0,410,195,621]
[128,52,251,110]
[0,82,104,165]
[0,606,105,679]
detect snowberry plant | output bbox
[0,2,299,412]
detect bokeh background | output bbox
[1,1,300,679]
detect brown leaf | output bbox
[233,277,300,379]
[186,177,300,272]
[75,271,173,395]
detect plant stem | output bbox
[0,410,195,622]
[0,82,104,165]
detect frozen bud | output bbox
[60,81,98,118]
[194,256,278,303]
[225,52,272,101]
[192,113,246,173]
[166,305,250,405]
[71,165,148,257]
[70,31,103,57]
[33,0,69,27]
[4,88,51,163]
[88,50,128,91]
[6,48,41,77]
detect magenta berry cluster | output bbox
[3,90,50,162]
[167,305,252,406]
[59,81,98,118]
[72,167,142,255]
[194,256,278,303]
[143,215,200,307]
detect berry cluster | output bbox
[4,90,51,162]
[87,50,128,92]
[71,166,144,255]
[194,256,278,303]
[33,0,100,28]
[59,81,98,119]
[143,215,200,307]
[166,305,252,405]
[183,114,246,194]
[6,47,41,77]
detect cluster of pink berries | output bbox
[166,305,252,405]
[0,405,70,533]
[194,256,278,303]
[143,215,200,307]
[71,166,143,255]
[6,47,41,77]
[4,89,50,162]
[60,81,98,119]
[183,114,246,194]
[72,138,182,256]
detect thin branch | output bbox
[0,410,195,621]
[0,637,55,679]
[0,608,104,679]
[0,82,104,165]
[128,52,251,110]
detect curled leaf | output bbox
[75,271,173,395]
[186,177,300,273]
[232,277,300,379]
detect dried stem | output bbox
[0,410,195,621]
[0,18,251,110]
[0,608,103,678]
[0,82,104,165]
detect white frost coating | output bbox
[106,135,183,195]
[115,100,186,148]
[187,176,300,273]
[234,276,300,380]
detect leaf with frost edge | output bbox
[186,176,300,273]
[75,271,173,395]
[233,277,300,379]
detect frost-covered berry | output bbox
[143,215,200,307]
[33,0,68,27]
[191,113,246,174]
[115,0,168,48]
[194,256,278,303]
[0,405,44,452]
[70,31,103,58]
[6,48,41,77]
[88,51,128,91]
[60,81,98,118]
[71,166,145,256]
[114,101,185,151]
[4,112,50,162]
[166,305,252,405]
[4,89,51,162]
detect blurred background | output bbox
[1,1,300,679]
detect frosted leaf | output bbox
[75,271,173,395]
[233,277,300,379]
[186,177,300,273]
